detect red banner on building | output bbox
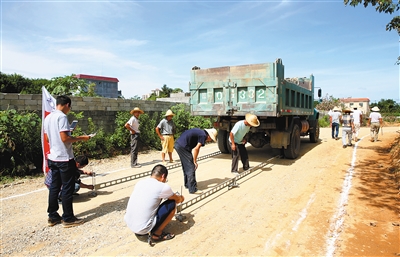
[41,86,56,174]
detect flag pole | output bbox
[41,86,56,174]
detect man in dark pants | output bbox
[329,106,342,140]
[125,107,144,168]
[174,128,217,194]
[124,164,184,243]
[230,113,260,174]
[44,95,91,228]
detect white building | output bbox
[340,97,370,115]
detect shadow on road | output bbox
[352,144,398,214]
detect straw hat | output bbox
[245,113,260,127]
[130,107,144,115]
[371,106,380,112]
[164,109,175,117]
[204,128,218,142]
[343,108,353,113]
[333,106,340,111]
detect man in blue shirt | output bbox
[229,113,260,174]
[174,128,217,194]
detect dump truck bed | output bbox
[189,59,314,117]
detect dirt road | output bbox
[1,127,399,256]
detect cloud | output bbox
[57,47,117,60]
[115,38,148,47]
[1,43,75,79]
[44,35,91,43]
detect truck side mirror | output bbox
[318,89,322,98]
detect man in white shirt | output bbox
[329,107,342,140]
[44,95,90,228]
[124,164,184,243]
[352,107,363,142]
[125,107,144,168]
[368,106,383,142]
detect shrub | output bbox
[0,103,219,180]
[319,114,330,128]
[109,111,131,151]
[139,112,163,150]
[171,103,215,137]
[72,118,114,159]
[171,104,191,138]
[0,110,42,178]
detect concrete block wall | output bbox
[0,93,188,133]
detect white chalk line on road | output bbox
[264,193,316,252]
[1,144,220,202]
[263,136,363,255]
[292,193,316,232]
[0,167,128,202]
[325,136,364,257]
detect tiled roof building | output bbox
[340,97,370,114]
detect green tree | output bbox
[172,88,183,93]
[147,93,158,101]
[21,78,51,94]
[344,0,400,64]
[160,84,172,98]
[315,94,343,111]
[145,85,183,101]
[131,95,142,100]
[47,74,98,96]
[373,98,400,113]
[0,73,31,93]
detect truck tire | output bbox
[309,121,320,143]
[217,130,230,154]
[284,124,301,159]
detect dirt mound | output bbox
[389,130,400,188]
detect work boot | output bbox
[62,217,85,228]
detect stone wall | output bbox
[0,93,188,133]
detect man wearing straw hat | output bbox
[368,106,383,142]
[229,113,260,174]
[155,109,176,165]
[340,108,354,148]
[174,127,218,194]
[125,107,144,168]
[329,106,342,140]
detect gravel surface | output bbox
[1,127,399,256]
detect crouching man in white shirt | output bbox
[124,164,184,243]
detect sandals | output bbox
[152,232,175,241]
[147,231,175,246]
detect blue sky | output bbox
[1,0,399,103]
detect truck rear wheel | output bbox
[284,124,301,159]
[309,121,320,143]
[217,130,230,154]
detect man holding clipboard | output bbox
[44,95,92,228]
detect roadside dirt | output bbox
[0,127,399,256]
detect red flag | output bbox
[41,86,56,174]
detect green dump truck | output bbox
[189,58,321,159]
